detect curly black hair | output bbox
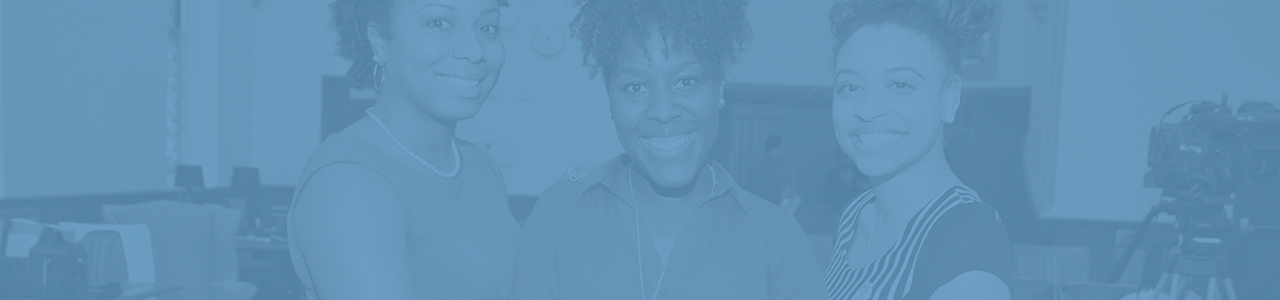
[569,0,753,82]
[830,0,994,74]
[330,0,507,91]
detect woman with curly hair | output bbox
[509,0,827,299]
[822,0,1013,299]
[287,0,517,299]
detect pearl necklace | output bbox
[365,108,461,178]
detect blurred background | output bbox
[1,1,1277,300]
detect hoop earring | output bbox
[718,81,726,107]
[372,63,385,91]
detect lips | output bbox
[636,126,699,155]
[856,132,904,145]
[437,74,482,88]
[849,129,906,152]
[642,132,695,151]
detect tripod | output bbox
[1147,251,1238,300]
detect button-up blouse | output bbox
[510,155,828,300]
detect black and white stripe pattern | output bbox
[823,185,980,300]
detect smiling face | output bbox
[371,0,505,122]
[832,24,961,179]
[607,32,723,189]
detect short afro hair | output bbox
[569,0,753,82]
[330,0,507,91]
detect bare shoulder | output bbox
[291,163,407,236]
[930,270,1010,300]
[287,163,417,299]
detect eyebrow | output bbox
[671,61,701,70]
[885,67,925,79]
[614,61,702,79]
[420,3,454,12]
[837,67,926,79]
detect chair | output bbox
[103,200,256,300]
[55,222,157,285]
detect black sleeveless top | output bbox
[824,185,1013,300]
[288,132,520,300]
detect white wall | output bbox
[1045,0,1280,221]
[734,0,834,86]
[454,1,621,195]
[179,0,257,188]
[2,1,171,197]
[1,1,6,197]
[250,1,358,187]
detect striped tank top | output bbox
[823,185,1012,300]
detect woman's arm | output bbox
[929,270,1010,300]
[290,163,416,300]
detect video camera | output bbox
[1110,94,1279,285]
[1144,93,1280,254]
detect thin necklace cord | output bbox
[630,164,717,300]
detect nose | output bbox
[851,93,889,122]
[452,29,486,63]
[646,90,681,123]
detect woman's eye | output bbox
[888,82,915,89]
[480,24,499,35]
[623,83,649,95]
[673,77,701,90]
[837,84,862,97]
[426,19,453,29]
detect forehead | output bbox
[614,31,700,73]
[394,0,502,14]
[835,25,943,74]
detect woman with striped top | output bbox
[824,0,1013,299]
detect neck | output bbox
[370,89,457,164]
[632,164,715,207]
[867,143,959,222]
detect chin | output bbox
[838,131,919,179]
[640,163,701,188]
[624,141,709,190]
[851,156,902,178]
[424,97,487,122]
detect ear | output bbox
[942,74,962,123]
[366,21,388,64]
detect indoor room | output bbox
[2,0,1277,299]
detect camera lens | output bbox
[1247,149,1280,185]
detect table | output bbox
[5,283,181,300]
[237,239,288,252]
[115,283,183,300]
[237,240,302,299]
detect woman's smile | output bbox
[434,73,487,98]
[637,128,699,158]
[849,127,908,153]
